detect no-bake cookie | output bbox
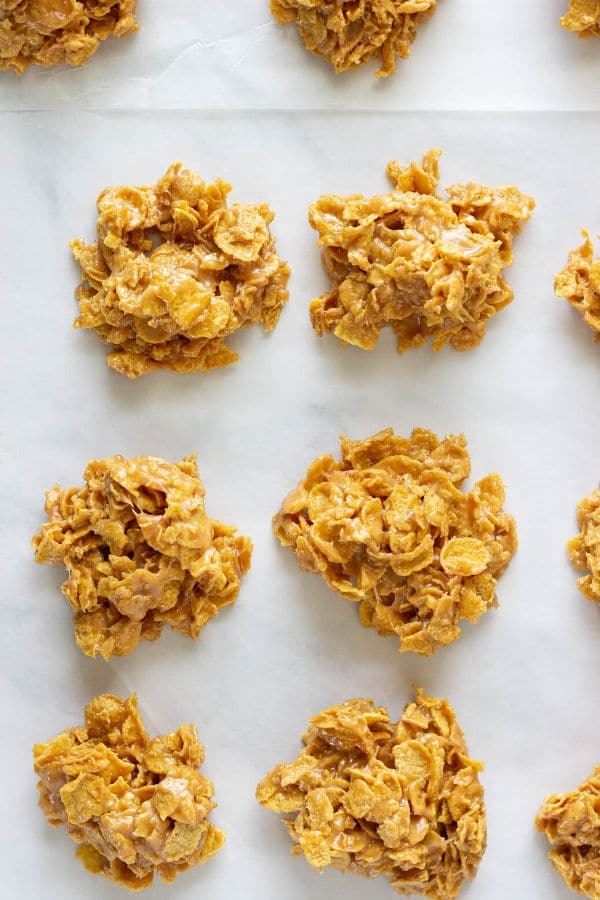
[309,149,534,353]
[33,694,225,891]
[568,486,600,606]
[555,232,600,341]
[71,163,290,377]
[257,690,486,897]
[273,427,517,655]
[33,454,253,658]
[270,0,438,77]
[561,1,600,36]
[536,765,600,899]
[0,0,138,75]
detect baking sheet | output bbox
[0,0,599,112]
[2,6,600,900]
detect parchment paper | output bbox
[2,5,600,900]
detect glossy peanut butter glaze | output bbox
[536,766,600,899]
[562,0,600,36]
[33,454,253,658]
[33,694,225,891]
[274,428,517,656]
[71,163,290,378]
[308,150,534,353]
[270,0,438,77]
[555,232,600,342]
[0,0,138,74]
[257,691,486,897]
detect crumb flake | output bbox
[0,0,139,74]
[270,0,438,77]
[308,150,534,353]
[71,163,290,378]
[257,690,486,898]
[273,427,517,655]
[536,765,600,899]
[32,454,253,659]
[555,232,600,341]
[33,694,225,891]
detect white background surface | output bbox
[1,4,600,900]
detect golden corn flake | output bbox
[257,690,486,898]
[270,0,438,77]
[555,232,600,341]
[536,765,600,899]
[273,427,517,656]
[309,149,534,353]
[32,454,253,659]
[0,0,138,75]
[562,0,600,36]
[71,163,291,378]
[33,694,225,891]
[568,486,600,606]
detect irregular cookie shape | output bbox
[273,428,517,655]
[536,765,600,898]
[33,694,225,891]
[270,0,438,77]
[33,454,253,658]
[257,690,486,898]
[309,149,534,353]
[0,0,138,75]
[71,163,290,378]
[568,486,600,605]
[555,232,600,341]
[562,1,600,36]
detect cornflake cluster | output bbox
[270,0,438,77]
[568,487,600,606]
[274,427,517,656]
[309,149,534,353]
[256,690,486,898]
[536,765,600,899]
[561,0,600,36]
[0,0,138,74]
[33,454,253,659]
[33,694,225,891]
[71,163,290,378]
[555,232,600,341]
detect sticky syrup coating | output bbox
[308,149,534,353]
[71,163,290,378]
[561,1,600,36]
[536,764,600,899]
[568,486,600,606]
[555,231,600,342]
[273,427,517,655]
[0,1,139,74]
[257,690,486,898]
[270,0,438,77]
[33,694,225,891]
[33,454,253,659]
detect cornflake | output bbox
[0,1,138,75]
[562,1,600,36]
[309,149,534,353]
[270,0,438,77]
[273,427,517,656]
[71,163,290,378]
[536,765,600,899]
[256,690,486,898]
[568,486,600,606]
[33,694,225,891]
[555,232,600,341]
[32,454,253,659]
